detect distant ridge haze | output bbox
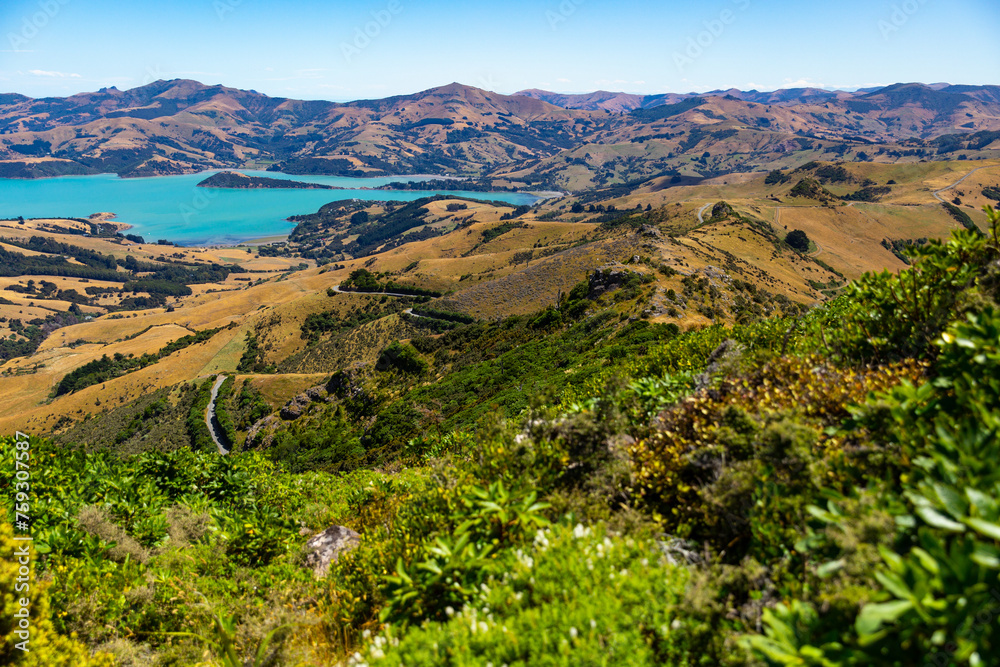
[513,82,990,112]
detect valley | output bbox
[3,76,1000,666]
[1,157,994,442]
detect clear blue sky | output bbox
[1,0,998,100]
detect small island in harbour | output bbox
[197,171,341,190]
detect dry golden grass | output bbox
[0,304,63,321]
[237,373,329,409]
[1,161,992,434]
[0,241,48,256]
[447,235,640,319]
[0,324,242,435]
[772,205,907,280]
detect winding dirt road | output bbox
[931,165,993,203]
[328,284,420,298]
[205,374,230,455]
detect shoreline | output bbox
[0,166,475,183]
[179,233,290,249]
[2,171,542,248]
[88,212,134,231]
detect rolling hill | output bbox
[2,81,999,189]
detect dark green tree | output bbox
[785,229,810,252]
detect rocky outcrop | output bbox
[695,339,744,390]
[303,525,361,578]
[245,414,278,449]
[279,384,330,420]
[587,268,633,298]
[280,394,311,420]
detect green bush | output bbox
[376,342,427,375]
[370,524,692,666]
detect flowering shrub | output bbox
[629,355,926,554]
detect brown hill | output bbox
[1,80,999,189]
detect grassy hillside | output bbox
[3,203,999,665]
[0,160,984,437]
[2,156,1000,664]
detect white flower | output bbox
[445,606,455,617]
[569,627,578,639]
[590,619,597,629]
[573,523,590,539]
[534,529,550,550]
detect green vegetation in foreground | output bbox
[2,207,1000,665]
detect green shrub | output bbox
[369,524,692,666]
[376,342,427,375]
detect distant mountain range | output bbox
[513,83,968,111]
[1,80,998,189]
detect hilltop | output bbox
[1,81,999,189]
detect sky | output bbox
[1,0,998,101]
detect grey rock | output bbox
[280,394,311,420]
[303,525,361,578]
[695,339,744,390]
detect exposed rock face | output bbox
[280,394,311,420]
[587,269,632,298]
[245,414,278,449]
[277,385,329,421]
[303,525,361,578]
[695,339,744,390]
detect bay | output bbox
[0,171,540,245]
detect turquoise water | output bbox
[0,171,539,245]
